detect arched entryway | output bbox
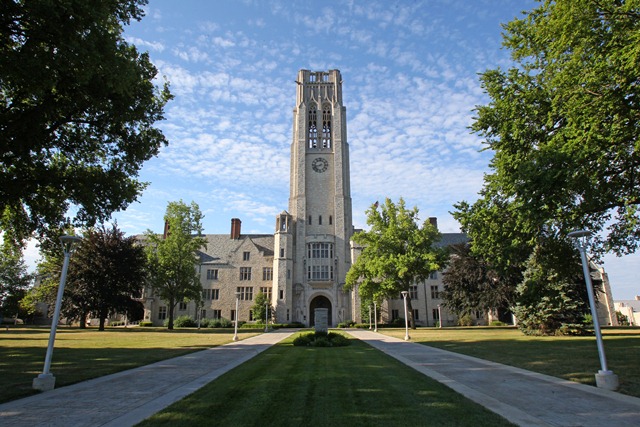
[309,295,332,327]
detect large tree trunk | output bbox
[167,298,175,330]
[98,308,107,331]
[79,311,87,329]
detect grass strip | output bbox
[137,333,515,427]
[0,326,258,403]
[379,327,640,397]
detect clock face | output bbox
[311,157,329,173]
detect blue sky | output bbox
[25,0,639,300]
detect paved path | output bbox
[0,330,294,427]
[347,329,640,426]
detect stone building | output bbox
[140,68,618,329]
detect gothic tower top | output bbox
[296,69,343,107]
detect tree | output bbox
[64,224,147,330]
[0,237,32,322]
[441,243,518,319]
[467,0,640,257]
[251,292,272,325]
[513,238,590,335]
[0,0,172,245]
[145,201,206,330]
[345,198,447,328]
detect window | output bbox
[429,271,438,280]
[322,104,331,148]
[475,311,482,319]
[243,251,250,261]
[413,309,420,320]
[432,308,440,320]
[200,309,206,319]
[279,289,284,300]
[206,269,219,280]
[308,106,318,148]
[280,248,285,257]
[212,289,219,300]
[249,310,254,321]
[260,287,272,300]
[430,285,440,299]
[240,267,251,281]
[158,306,167,320]
[308,265,334,281]
[329,216,332,225]
[308,215,312,225]
[212,309,222,319]
[287,269,291,279]
[409,285,418,300]
[237,286,253,301]
[231,310,236,321]
[308,243,333,258]
[391,309,399,320]
[202,289,211,300]
[263,267,273,281]
[179,302,187,311]
[318,215,322,225]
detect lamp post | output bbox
[265,300,269,333]
[401,291,410,341]
[233,291,240,341]
[369,304,372,330]
[33,235,82,391]
[568,229,619,390]
[438,304,442,329]
[373,301,378,332]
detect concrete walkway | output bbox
[347,329,640,426]
[3,329,640,426]
[0,329,294,427]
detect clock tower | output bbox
[272,69,353,326]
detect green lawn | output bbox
[379,327,640,397]
[0,326,259,403]
[137,333,515,427]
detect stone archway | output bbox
[309,295,332,327]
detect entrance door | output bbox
[309,295,332,327]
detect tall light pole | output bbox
[233,291,240,341]
[369,304,372,330]
[33,235,82,392]
[568,229,619,390]
[373,300,378,332]
[265,300,269,333]
[401,291,410,341]
[438,304,442,329]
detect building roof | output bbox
[197,234,274,265]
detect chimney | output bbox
[429,217,438,230]
[230,218,242,239]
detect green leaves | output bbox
[0,0,171,245]
[346,198,446,305]
[144,201,206,330]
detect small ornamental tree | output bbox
[251,292,272,325]
[145,201,206,330]
[345,198,447,328]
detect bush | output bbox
[458,314,473,326]
[489,320,507,327]
[292,331,351,347]
[200,318,233,328]
[173,315,197,328]
[337,320,355,328]
[139,321,153,327]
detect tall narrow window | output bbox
[318,215,322,225]
[308,106,318,148]
[308,215,312,225]
[329,216,332,225]
[322,105,331,148]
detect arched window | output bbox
[308,106,318,148]
[322,104,331,148]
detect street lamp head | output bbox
[59,235,83,254]
[568,229,591,239]
[400,291,408,298]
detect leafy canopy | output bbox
[345,198,447,326]
[144,201,206,330]
[459,0,640,258]
[0,0,172,245]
